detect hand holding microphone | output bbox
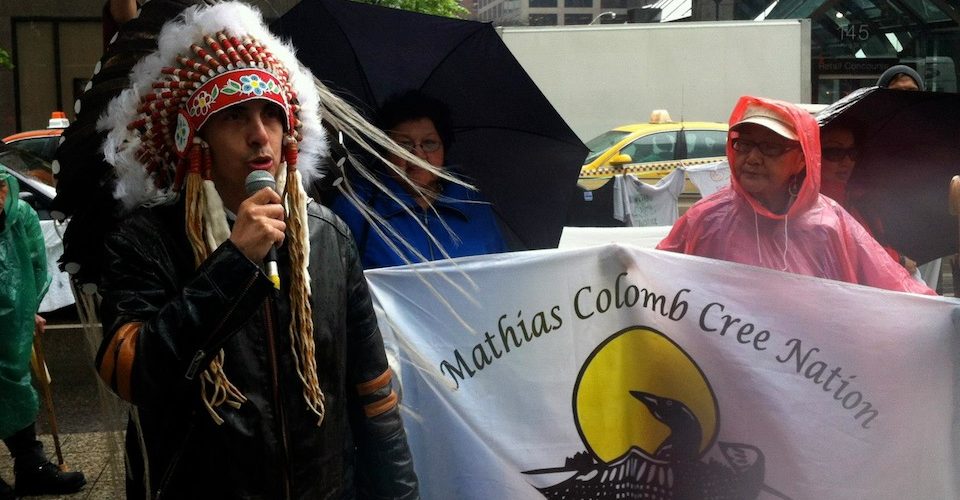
[230,171,285,290]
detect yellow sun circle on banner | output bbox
[573,326,718,464]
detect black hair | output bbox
[820,119,863,148]
[377,90,454,149]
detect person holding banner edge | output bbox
[657,95,933,295]
[89,2,418,498]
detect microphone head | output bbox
[245,170,276,196]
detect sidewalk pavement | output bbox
[0,325,125,499]
[0,432,124,499]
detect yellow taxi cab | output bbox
[2,111,69,163]
[580,110,728,181]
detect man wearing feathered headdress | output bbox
[90,2,418,497]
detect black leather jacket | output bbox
[96,199,419,499]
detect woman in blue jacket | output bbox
[333,91,507,269]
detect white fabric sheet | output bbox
[38,220,74,313]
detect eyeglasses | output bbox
[821,147,859,162]
[396,139,442,154]
[731,138,798,157]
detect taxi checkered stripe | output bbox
[581,156,722,178]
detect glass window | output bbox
[683,130,727,159]
[622,132,677,163]
[565,0,592,7]
[528,13,558,25]
[897,0,950,23]
[601,0,644,6]
[5,137,52,159]
[583,130,629,164]
[0,147,56,187]
[564,13,594,25]
[529,0,557,7]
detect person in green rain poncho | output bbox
[0,168,85,498]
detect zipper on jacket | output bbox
[154,419,196,500]
[421,211,436,261]
[264,298,292,500]
[185,271,260,380]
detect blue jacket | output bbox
[332,176,507,269]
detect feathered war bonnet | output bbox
[98,1,328,425]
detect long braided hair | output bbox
[61,0,468,427]
[98,1,326,425]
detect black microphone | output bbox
[244,171,281,291]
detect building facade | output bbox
[0,0,296,136]
[475,0,959,102]
[758,0,960,99]
[475,0,693,26]
[1,0,958,136]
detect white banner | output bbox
[367,245,960,500]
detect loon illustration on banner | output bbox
[523,326,788,500]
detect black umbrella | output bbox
[817,86,960,264]
[273,0,587,250]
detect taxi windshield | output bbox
[0,144,55,187]
[583,130,629,164]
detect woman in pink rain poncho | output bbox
[657,96,933,295]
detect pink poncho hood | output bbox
[726,96,821,221]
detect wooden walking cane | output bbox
[29,323,68,471]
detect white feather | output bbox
[98,1,327,211]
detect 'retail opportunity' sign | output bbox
[366,245,960,500]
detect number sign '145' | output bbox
[840,24,870,41]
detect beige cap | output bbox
[731,104,797,141]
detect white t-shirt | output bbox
[38,220,74,313]
[683,160,730,198]
[612,169,685,227]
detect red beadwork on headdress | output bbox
[183,68,288,133]
[126,29,303,184]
